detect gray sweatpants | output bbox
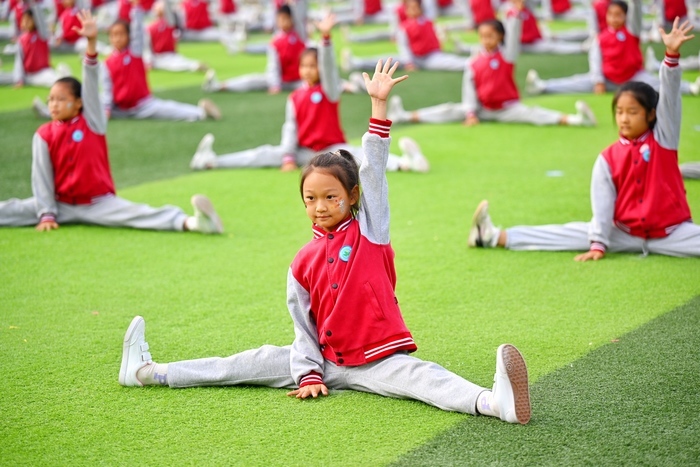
[215,143,405,171]
[350,51,466,72]
[221,76,301,93]
[168,345,485,414]
[541,70,694,94]
[0,68,61,87]
[150,52,201,72]
[111,96,205,121]
[410,102,563,125]
[0,194,187,230]
[180,27,223,42]
[521,40,583,55]
[506,221,700,257]
[680,162,700,179]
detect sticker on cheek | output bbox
[338,199,346,213]
[66,102,73,109]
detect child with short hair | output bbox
[0,10,224,234]
[120,57,532,426]
[0,0,70,87]
[144,0,207,72]
[387,10,597,127]
[526,0,700,96]
[103,0,221,120]
[191,14,428,173]
[469,19,699,259]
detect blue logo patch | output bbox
[616,31,626,41]
[489,58,500,70]
[310,91,323,104]
[123,55,131,65]
[339,245,352,262]
[72,130,84,142]
[640,143,650,162]
[289,35,297,44]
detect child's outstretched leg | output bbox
[478,344,531,424]
[680,162,700,179]
[119,316,296,388]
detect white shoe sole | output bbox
[398,137,429,172]
[497,344,531,424]
[119,316,149,387]
[192,194,224,234]
[467,200,488,247]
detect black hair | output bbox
[608,0,628,15]
[300,150,361,217]
[479,19,505,43]
[300,47,317,62]
[405,0,423,6]
[54,76,82,99]
[277,4,293,18]
[612,81,658,129]
[110,18,130,37]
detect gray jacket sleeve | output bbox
[654,59,682,150]
[589,38,603,83]
[502,13,521,64]
[13,44,24,83]
[289,0,308,42]
[461,59,478,114]
[357,132,392,245]
[83,55,107,135]
[627,0,642,38]
[287,269,325,385]
[265,43,281,90]
[588,155,617,248]
[280,98,298,154]
[130,6,145,57]
[164,0,177,26]
[395,28,415,65]
[32,133,57,220]
[319,39,342,103]
[31,1,50,41]
[100,62,114,112]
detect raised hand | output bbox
[72,9,98,41]
[660,17,695,55]
[362,58,408,102]
[315,12,337,37]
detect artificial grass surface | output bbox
[1,20,700,466]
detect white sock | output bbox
[476,390,499,417]
[185,216,198,232]
[136,363,169,386]
[566,113,583,126]
[490,227,501,247]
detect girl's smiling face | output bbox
[615,91,655,140]
[302,169,358,231]
[48,82,82,121]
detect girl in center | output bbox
[190,13,428,173]
[119,58,532,425]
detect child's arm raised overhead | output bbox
[627,0,642,38]
[654,18,694,150]
[315,13,343,103]
[130,0,145,58]
[358,58,408,245]
[29,0,50,41]
[503,1,523,64]
[75,10,107,135]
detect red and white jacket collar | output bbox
[618,129,651,145]
[312,216,353,239]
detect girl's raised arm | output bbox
[503,0,523,64]
[130,0,146,58]
[75,10,107,134]
[315,13,343,102]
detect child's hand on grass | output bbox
[36,220,59,231]
[594,83,606,94]
[464,114,479,126]
[287,384,329,399]
[574,250,604,262]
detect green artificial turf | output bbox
[1,18,700,466]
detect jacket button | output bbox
[337,358,344,364]
[328,234,334,239]
[642,217,645,221]
[326,330,332,336]
[328,257,334,263]
[331,283,338,289]
[320,345,325,350]
[639,199,643,203]
[335,352,342,356]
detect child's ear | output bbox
[648,108,656,124]
[350,185,360,206]
[75,97,83,112]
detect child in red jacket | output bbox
[469,19,700,259]
[119,57,532,426]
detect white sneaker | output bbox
[645,46,659,73]
[492,344,531,424]
[32,96,50,119]
[119,316,152,387]
[198,98,222,120]
[468,200,496,247]
[56,62,72,78]
[690,76,700,96]
[575,100,597,126]
[341,47,353,73]
[398,137,429,173]
[202,69,219,92]
[190,133,217,170]
[526,69,543,95]
[191,194,224,234]
[387,95,405,122]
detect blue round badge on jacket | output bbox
[72,130,84,142]
[310,91,323,104]
[489,58,499,69]
[339,245,352,262]
[616,31,626,41]
[123,55,131,65]
[640,143,650,162]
